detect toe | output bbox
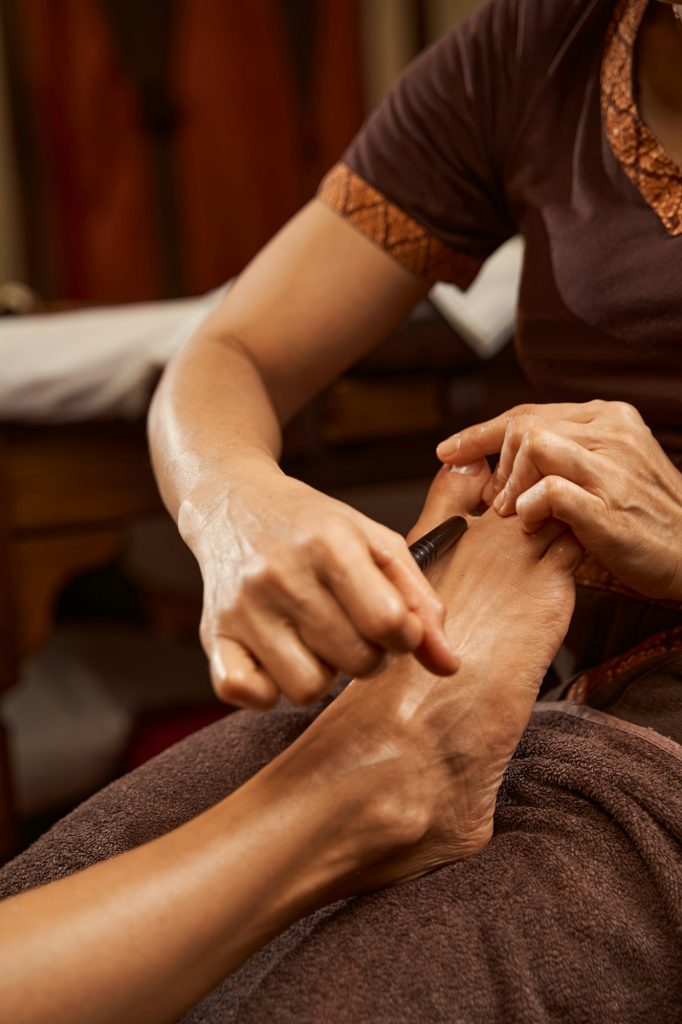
[408,461,490,540]
[543,531,584,574]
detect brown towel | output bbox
[2,685,681,1023]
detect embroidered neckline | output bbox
[601,0,682,236]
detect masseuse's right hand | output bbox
[151,199,484,710]
[191,468,474,710]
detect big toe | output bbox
[408,460,490,541]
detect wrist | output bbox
[177,453,284,555]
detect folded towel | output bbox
[2,678,681,1023]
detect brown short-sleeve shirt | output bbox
[318,0,682,468]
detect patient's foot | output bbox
[281,462,583,892]
[391,466,582,872]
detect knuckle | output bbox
[248,557,288,592]
[290,673,327,706]
[517,413,539,434]
[292,523,319,554]
[614,400,640,423]
[382,528,409,559]
[304,517,350,561]
[506,414,534,446]
[364,602,406,640]
[344,644,384,676]
[544,475,566,501]
[503,420,520,447]
[370,527,406,567]
[510,403,536,419]
[522,424,547,456]
[212,670,249,705]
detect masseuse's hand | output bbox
[192,463,489,710]
[437,399,682,600]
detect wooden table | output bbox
[0,420,162,860]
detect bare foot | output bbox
[274,462,583,893]
[383,464,583,877]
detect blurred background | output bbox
[0,0,534,860]
[0,0,487,303]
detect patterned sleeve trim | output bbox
[317,163,483,288]
[564,624,682,706]
[601,0,682,237]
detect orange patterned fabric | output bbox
[317,163,482,287]
[565,624,682,704]
[575,552,682,613]
[602,0,682,236]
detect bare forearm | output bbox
[0,760,361,1024]
[149,327,284,531]
[145,201,449,707]
[148,200,426,535]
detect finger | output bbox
[478,415,538,505]
[274,582,386,678]
[318,529,426,658]
[516,475,607,540]
[437,402,598,466]
[208,636,280,710]
[248,626,335,708]
[543,531,585,575]
[495,432,605,516]
[525,515,571,551]
[367,529,459,675]
[484,420,600,508]
[437,411,513,464]
[239,613,337,706]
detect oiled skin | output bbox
[0,466,581,1024]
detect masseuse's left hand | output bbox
[437,400,682,601]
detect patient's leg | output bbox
[0,465,489,897]
[0,465,576,894]
[207,705,682,1024]
[184,475,678,1022]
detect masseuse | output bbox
[149,0,682,710]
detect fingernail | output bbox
[449,459,485,476]
[437,437,460,458]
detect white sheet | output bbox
[0,287,226,422]
[0,237,523,423]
